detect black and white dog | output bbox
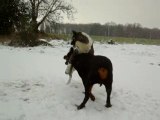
[64,30,94,84]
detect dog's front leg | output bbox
[77,85,90,110]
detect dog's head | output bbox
[71,30,89,46]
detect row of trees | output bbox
[46,23,160,39]
[0,0,75,46]
[1,0,160,46]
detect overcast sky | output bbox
[64,0,160,29]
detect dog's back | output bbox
[72,53,113,83]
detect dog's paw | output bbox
[63,55,67,59]
[105,104,112,108]
[90,94,95,101]
[75,104,85,110]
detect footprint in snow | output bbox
[34,83,45,87]
[21,88,31,92]
[0,92,7,96]
[149,63,154,65]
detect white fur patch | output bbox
[75,32,93,53]
[81,32,93,45]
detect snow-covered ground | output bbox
[0,40,160,120]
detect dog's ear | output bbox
[72,30,77,35]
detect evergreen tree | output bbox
[0,0,29,35]
[0,0,14,34]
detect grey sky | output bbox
[64,0,160,28]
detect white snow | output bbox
[0,40,160,120]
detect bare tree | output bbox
[28,0,75,32]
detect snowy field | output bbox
[0,40,160,120]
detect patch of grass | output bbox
[40,33,70,41]
[59,34,160,45]
[1,33,160,46]
[0,33,70,44]
[0,34,19,45]
[91,35,160,45]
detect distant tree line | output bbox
[45,22,160,39]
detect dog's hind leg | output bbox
[89,85,95,101]
[82,85,95,101]
[105,84,112,108]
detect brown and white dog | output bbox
[64,30,94,84]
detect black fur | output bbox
[71,53,113,110]
[64,47,74,65]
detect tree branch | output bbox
[37,0,59,26]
